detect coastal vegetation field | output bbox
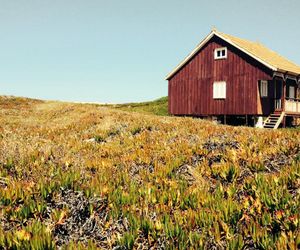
[0,96,299,249]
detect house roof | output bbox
[166,30,300,80]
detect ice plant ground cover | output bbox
[0,96,299,249]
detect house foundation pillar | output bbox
[255,116,264,128]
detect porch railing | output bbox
[285,98,300,113]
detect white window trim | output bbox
[260,80,268,97]
[213,81,226,99]
[289,86,295,99]
[214,47,227,60]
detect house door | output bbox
[274,79,283,110]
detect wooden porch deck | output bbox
[285,98,300,116]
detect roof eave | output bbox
[165,31,216,80]
[276,69,300,77]
[165,30,278,81]
[215,33,277,72]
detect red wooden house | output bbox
[166,29,300,128]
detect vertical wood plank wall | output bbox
[168,36,273,116]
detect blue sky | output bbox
[0,0,299,103]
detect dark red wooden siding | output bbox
[168,36,273,116]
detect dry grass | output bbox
[0,96,299,249]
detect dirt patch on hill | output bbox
[46,189,129,248]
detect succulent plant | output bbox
[0,96,299,249]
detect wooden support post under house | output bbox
[282,116,286,128]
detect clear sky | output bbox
[0,0,299,103]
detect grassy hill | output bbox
[0,96,299,249]
[108,96,168,116]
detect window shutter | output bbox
[260,80,268,97]
[213,82,226,99]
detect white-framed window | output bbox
[213,81,226,99]
[214,47,227,59]
[289,86,295,99]
[260,80,268,97]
